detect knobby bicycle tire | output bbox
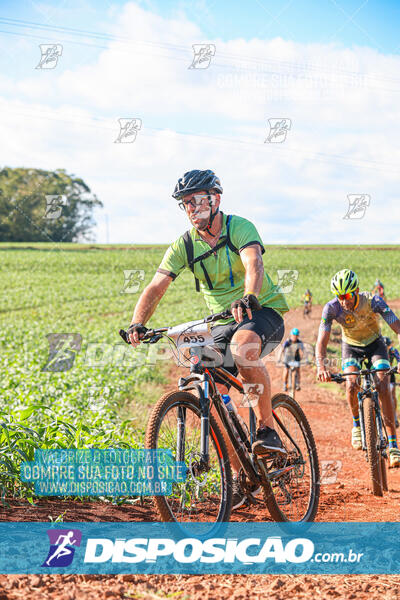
[364,396,383,496]
[380,453,388,492]
[262,393,320,522]
[145,390,233,526]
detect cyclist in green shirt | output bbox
[126,169,290,508]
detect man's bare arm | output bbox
[316,329,331,380]
[240,245,264,297]
[128,272,172,345]
[230,244,265,323]
[389,319,400,369]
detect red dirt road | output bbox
[1,303,400,598]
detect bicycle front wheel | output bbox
[262,393,320,522]
[364,396,383,496]
[145,390,232,534]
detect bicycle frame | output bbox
[177,346,303,491]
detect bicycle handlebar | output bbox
[330,366,398,384]
[119,308,233,345]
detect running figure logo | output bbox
[188,44,216,69]
[343,194,370,219]
[241,383,264,408]
[36,44,63,69]
[120,269,145,294]
[276,269,299,293]
[264,119,291,143]
[42,333,82,372]
[45,195,67,219]
[42,529,82,567]
[114,118,142,143]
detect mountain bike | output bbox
[331,366,397,497]
[120,309,320,535]
[303,302,312,318]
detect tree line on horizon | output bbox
[0,167,102,242]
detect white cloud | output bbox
[0,2,399,243]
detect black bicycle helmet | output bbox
[383,336,392,346]
[172,169,223,199]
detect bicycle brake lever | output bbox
[119,329,130,344]
[143,334,163,344]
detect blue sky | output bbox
[3,0,400,53]
[0,0,399,243]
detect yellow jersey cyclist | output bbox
[302,289,313,306]
[316,269,400,468]
[302,289,312,317]
[126,169,290,508]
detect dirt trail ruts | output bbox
[1,302,400,598]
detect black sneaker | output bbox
[231,475,246,510]
[252,426,287,456]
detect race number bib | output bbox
[167,320,214,348]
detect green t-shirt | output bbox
[157,212,289,324]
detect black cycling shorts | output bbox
[210,306,284,377]
[341,336,390,370]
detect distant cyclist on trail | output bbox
[372,278,386,300]
[278,328,304,391]
[126,169,290,507]
[302,289,313,317]
[316,269,400,468]
[384,336,400,429]
[302,289,312,306]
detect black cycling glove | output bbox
[230,293,262,313]
[127,323,148,338]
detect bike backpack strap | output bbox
[182,230,200,292]
[183,214,239,292]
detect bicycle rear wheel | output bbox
[145,390,232,535]
[262,393,320,522]
[364,396,383,496]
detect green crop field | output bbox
[1,243,399,500]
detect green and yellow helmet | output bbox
[330,269,359,296]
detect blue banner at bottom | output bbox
[0,522,399,574]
